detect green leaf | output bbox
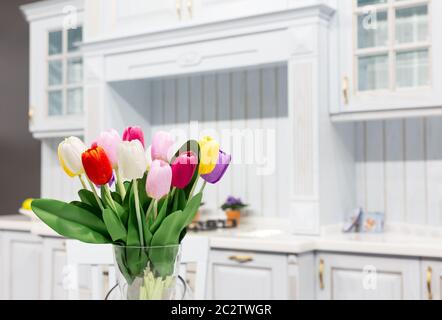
[31,199,110,244]
[102,208,127,242]
[70,201,101,219]
[114,246,134,284]
[138,173,151,213]
[151,192,202,247]
[111,192,123,205]
[150,196,169,234]
[78,189,100,209]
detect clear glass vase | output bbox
[113,245,185,300]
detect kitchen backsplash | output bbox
[355,117,442,226]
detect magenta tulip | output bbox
[201,150,231,184]
[171,152,197,189]
[96,129,120,168]
[123,126,145,148]
[151,131,174,162]
[146,160,172,200]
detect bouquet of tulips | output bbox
[31,126,231,298]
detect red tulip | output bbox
[171,151,197,189]
[81,146,113,186]
[122,126,145,148]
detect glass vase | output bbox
[113,245,184,300]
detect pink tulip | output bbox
[96,129,120,168]
[123,126,145,148]
[171,152,197,189]
[146,160,172,200]
[151,131,174,162]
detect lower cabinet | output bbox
[421,260,442,300]
[1,231,44,299]
[315,253,421,300]
[207,249,291,300]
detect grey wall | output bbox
[0,0,41,215]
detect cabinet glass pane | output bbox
[358,55,389,91]
[67,88,83,115]
[48,91,63,116]
[48,60,62,86]
[68,27,83,52]
[357,0,387,6]
[357,11,388,49]
[396,49,429,88]
[48,31,62,55]
[67,58,83,84]
[396,5,428,44]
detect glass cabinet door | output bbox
[355,0,430,93]
[47,26,83,117]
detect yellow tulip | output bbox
[198,136,220,175]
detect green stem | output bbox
[170,187,177,199]
[153,200,158,220]
[132,179,144,247]
[78,175,88,190]
[145,199,155,222]
[187,176,199,205]
[104,185,117,212]
[199,180,207,194]
[116,170,126,201]
[87,178,104,211]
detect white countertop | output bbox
[1,214,442,259]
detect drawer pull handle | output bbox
[319,259,325,290]
[427,266,433,300]
[229,255,253,263]
[28,107,35,121]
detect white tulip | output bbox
[118,140,148,180]
[58,136,87,177]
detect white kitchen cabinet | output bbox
[1,231,44,300]
[421,259,442,300]
[194,0,287,23]
[332,0,442,121]
[41,238,68,300]
[207,250,290,300]
[87,0,289,41]
[316,253,421,300]
[21,0,85,138]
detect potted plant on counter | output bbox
[221,196,248,225]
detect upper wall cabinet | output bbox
[85,0,288,41]
[21,0,85,138]
[332,0,442,121]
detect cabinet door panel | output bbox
[2,232,43,300]
[212,264,273,300]
[316,253,420,300]
[208,250,288,300]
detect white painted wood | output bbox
[208,249,288,300]
[21,1,85,138]
[2,231,44,300]
[421,259,442,300]
[41,238,68,300]
[180,236,210,300]
[355,117,442,227]
[316,253,421,300]
[365,121,385,213]
[334,0,442,119]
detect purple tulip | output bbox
[201,150,231,184]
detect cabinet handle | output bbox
[103,270,109,277]
[319,259,325,290]
[187,0,193,19]
[427,266,433,300]
[342,76,349,105]
[28,107,35,121]
[229,255,254,263]
[176,0,182,20]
